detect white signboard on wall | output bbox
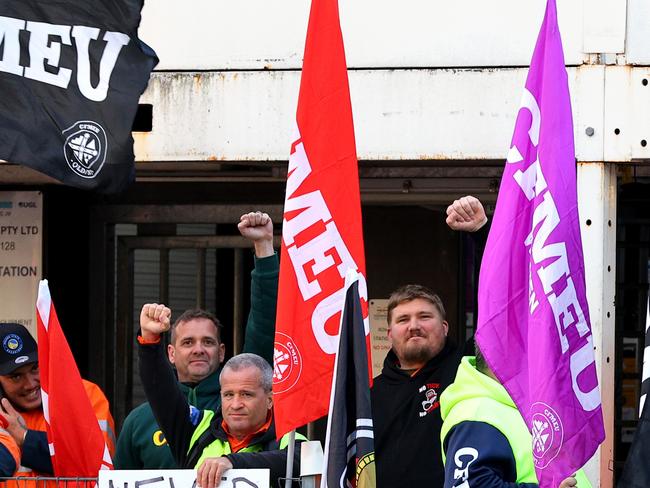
[369,299,391,378]
[99,469,269,488]
[0,192,42,337]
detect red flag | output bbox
[36,280,113,476]
[272,0,368,437]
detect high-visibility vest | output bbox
[441,357,540,484]
[440,357,591,487]
[187,410,306,468]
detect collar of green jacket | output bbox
[179,366,223,411]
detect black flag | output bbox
[618,298,650,488]
[618,395,650,487]
[640,298,650,415]
[0,0,158,193]
[322,275,376,488]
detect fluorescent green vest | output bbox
[188,410,306,468]
[440,357,592,487]
[440,357,538,484]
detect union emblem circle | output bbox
[530,402,564,468]
[62,120,108,179]
[273,332,303,394]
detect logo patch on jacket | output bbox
[152,430,167,446]
[418,383,440,417]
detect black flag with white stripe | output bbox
[0,0,157,193]
[640,297,650,416]
[618,297,650,488]
[322,274,376,488]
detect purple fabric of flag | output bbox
[475,0,605,486]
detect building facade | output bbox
[0,0,648,485]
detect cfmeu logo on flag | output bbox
[63,121,108,179]
[272,332,303,394]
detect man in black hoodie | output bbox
[371,195,487,488]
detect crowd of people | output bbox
[0,200,587,488]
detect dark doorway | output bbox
[614,180,650,482]
[88,204,283,426]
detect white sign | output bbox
[369,299,390,378]
[0,191,42,337]
[98,469,269,488]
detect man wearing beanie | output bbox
[0,323,114,479]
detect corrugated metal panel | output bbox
[128,224,219,407]
[132,249,160,406]
[139,0,584,70]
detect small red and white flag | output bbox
[36,280,113,476]
[272,0,369,438]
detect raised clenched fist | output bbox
[140,303,172,341]
[238,211,274,258]
[446,195,488,232]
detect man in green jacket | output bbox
[114,211,278,469]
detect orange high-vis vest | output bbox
[0,380,115,488]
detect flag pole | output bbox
[284,430,296,488]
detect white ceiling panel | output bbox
[139,0,584,70]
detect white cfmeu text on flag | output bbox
[0,15,129,101]
[507,88,599,413]
[283,127,368,355]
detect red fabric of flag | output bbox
[36,280,113,476]
[272,0,368,438]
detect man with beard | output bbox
[371,195,487,488]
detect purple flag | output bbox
[476,0,605,486]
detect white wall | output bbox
[139,0,590,70]
[134,66,650,163]
[135,0,644,164]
